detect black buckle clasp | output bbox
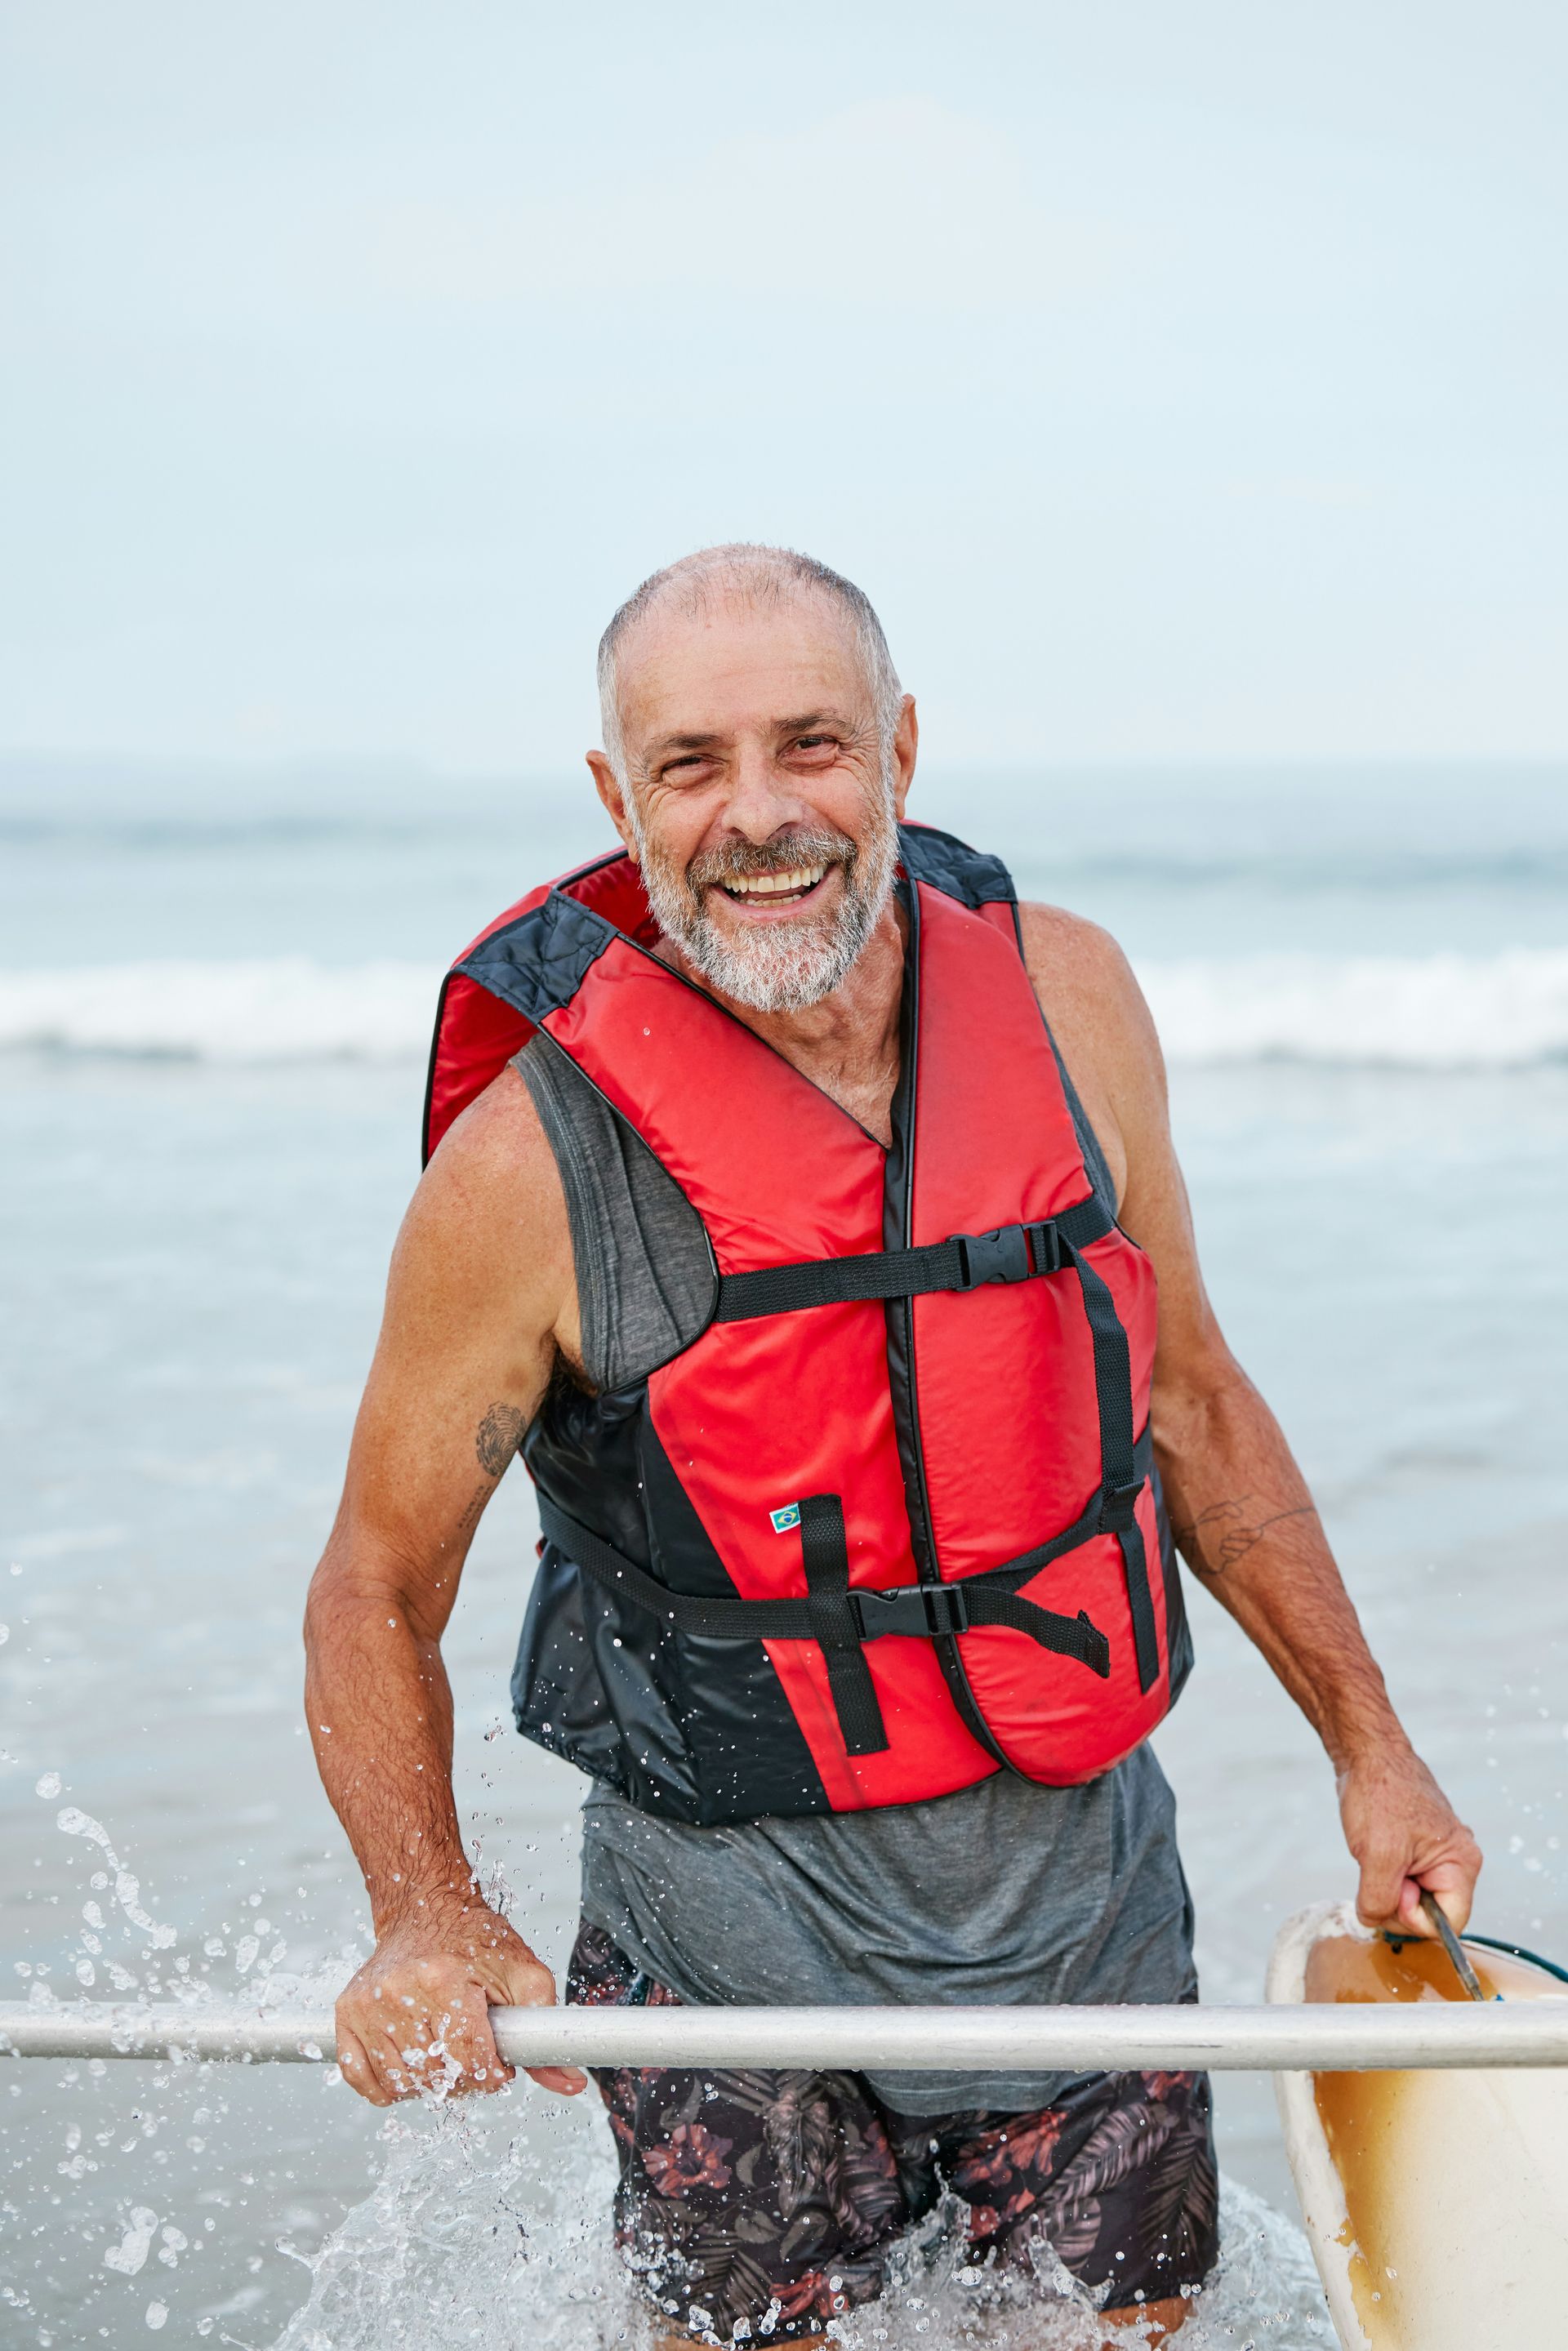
[952,1224,1032,1289]
[951,1221,1062,1289]
[851,1583,972,1641]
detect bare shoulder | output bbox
[1013,904,1167,1196]
[1014,902,1160,1065]
[416,1059,559,1215]
[391,1062,572,1337]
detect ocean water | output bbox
[2,759,1566,2349]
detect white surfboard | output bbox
[1267,1900,1568,2349]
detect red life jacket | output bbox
[425,823,1192,1825]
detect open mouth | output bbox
[715,862,834,911]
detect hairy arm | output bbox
[1019,904,1481,1935]
[304,1066,588,2104]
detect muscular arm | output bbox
[1019,904,1481,1935]
[304,1066,588,2104]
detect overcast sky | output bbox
[2,1,1565,772]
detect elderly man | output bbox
[305,545,1480,2345]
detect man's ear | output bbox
[586,751,639,860]
[890,695,918,822]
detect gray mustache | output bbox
[686,830,855,893]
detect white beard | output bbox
[629,785,899,1015]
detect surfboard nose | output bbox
[1270,1900,1568,2350]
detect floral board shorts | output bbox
[566,1920,1220,2341]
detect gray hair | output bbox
[596,543,902,785]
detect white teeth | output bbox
[724,863,828,900]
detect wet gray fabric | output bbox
[580,1755,1195,2113]
[515,1032,714,1391]
[515,1026,1196,2113]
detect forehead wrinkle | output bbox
[644,728,728,757]
[772,707,860,736]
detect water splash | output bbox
[56,1807,179,1950]
[13,1800,1332,2346]
[104,2206,161,2276]
[270,2098,1330,2351]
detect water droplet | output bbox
[145,2300,168,2330]
[35,1771,61,1798]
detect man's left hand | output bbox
[1336,1737,1483,1935]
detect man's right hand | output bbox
[334,1895,588,2107]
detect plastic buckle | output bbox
[952,1224,1033,1289]
[851,1583,972,1640]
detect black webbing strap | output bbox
[960,1588,1110,1676]
[847,1578,1110,1676]
[1060,1242,1161,1694]
[798,1494,889,1757]
[1116,1528,1159,1695]
[537,1498,819,1641]
[713,1198,1114,1324]
[536,1489,1120,1717]
[962,1427,1154,1596]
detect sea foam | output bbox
[2,948,1566,1069]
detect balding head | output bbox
[596,543,902,786]
[585,544,916,1017]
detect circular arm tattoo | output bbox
[475,1402,526,1479]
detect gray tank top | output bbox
[515,1030,1195,2113]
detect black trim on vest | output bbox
[458,885,620,1025]
[1152,1463,1195,1706]
[713,1198,1113,1320]
[884,875,1018,1767]
[898,822,1018,909]
[881,879,947,1613]
[421,968,456,1167]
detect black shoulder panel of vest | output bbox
[457,885,618,1023]
[898,822,1017,909]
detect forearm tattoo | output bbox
[1170,1494,1316,1576]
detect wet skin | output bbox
[303,585,1482,2334]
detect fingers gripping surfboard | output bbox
[1267,1901,1568,2349]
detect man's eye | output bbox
[792,736,836,755]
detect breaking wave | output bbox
[2,948,1567,1070]
[1138,946,1568,1070]
[0,957,438,1064]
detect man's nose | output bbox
[721,743,809,845]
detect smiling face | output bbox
[588,586,915,1013]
